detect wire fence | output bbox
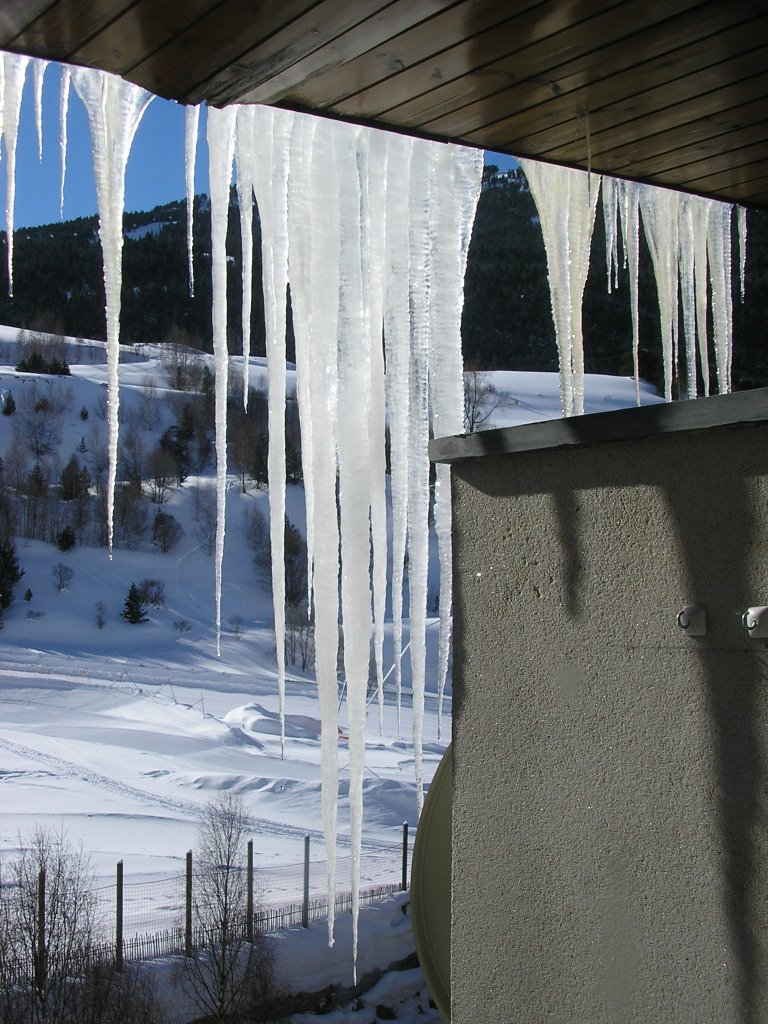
[73,827,413,964]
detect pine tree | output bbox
[121,583,148,624]
[0,538,24,611]
[2,391,15,415]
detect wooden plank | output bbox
[217,0,465,107]
[323,0,626,121]
[387,0,733,128]
[682,162,768,194]
[240,0,533,109]
[501,48,768,159]
[67,0,221,73]
[621,125,768,178]
[182,0,435,106]
[540,92,768,171]
[429,389,768,465]
[0,2,57,47]
[125,0,334,102]
[422,13,768,141]
[11,0,138,61]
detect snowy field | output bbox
[0,326,663,1018]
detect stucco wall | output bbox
[449,417,768,1024]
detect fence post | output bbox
[246,839,254,943]
[302,834,310,929]
[36,868,46,994]
[401,822,409,891]
[185,850,193,957]
[115,860,124,970]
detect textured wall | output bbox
[450,420,768,1024]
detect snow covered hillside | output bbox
[0,325,662,1017]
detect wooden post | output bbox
[401,822,409,891]
[115,860,124,969]
[36,868,46,993]
[185,850,193,957]
[246,839,254,943]
[302,834,310,928]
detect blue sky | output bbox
[3,62,516,229]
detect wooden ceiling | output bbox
[1,0,767,209]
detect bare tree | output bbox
[179,794,281,1024]
[147,447,176,505]
[463,367,507,433]
[0,828,167,1024]
[138,376,161,430]
[19,384,64,458]
[195,483,218,556]
[285,604,315,671]
[52,563,73,592]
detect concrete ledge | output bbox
[429,387,768,463]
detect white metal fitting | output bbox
[742,607,768,638]
[677,605,706,636]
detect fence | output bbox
[6,825,414,970]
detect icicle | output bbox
[250,105,293,756]
[639,185,680,402]
[520,160,599,416]
[2,53,29,297]
[235,105,256,404]
[185,104,200,297]
[738,204,747,302]
[287,114,317,611]
[602,175,620,293]
[335,121,374,981]
[707,201,733,394]
[692,198,711,396]
[618,181,641,404]
[206,105,237,653]
[71,67,153,555]
[429,145,483,737]
[31,58,47,161]
[383,134,413,735]
[363,129,389,734]
[58,65,70,218]
[302,114,342,950]
[677,196,697,398]
[407,138,434,816]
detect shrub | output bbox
[152,510,183,553]
[2,391,15,415]
[52,563,74,591]
[137,577,165,608]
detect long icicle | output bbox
[207,105,237,654]
[335,121,373,981]
[32,58,48,161]
[2,53,29,297]
[185,104,200,297]
[429,144,483,737]
[618,181,641,405]
[383,133,413,736]
[71,66,153,556]
[253,105,293,756]
[310,116,342,950]
[364,129,389,734]
[235,105,256,404]
[58,65,71,217]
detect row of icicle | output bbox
[520,160,745,417]
[0,53,747,970]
